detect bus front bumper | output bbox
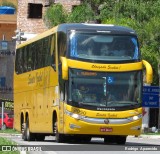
[63,113,142,136]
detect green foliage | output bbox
[44,3,67,28]
[0,0,17,10]
[0,129,20,134]
[101,1,160,85]
[67,3,94,23]
[0,138,20,154]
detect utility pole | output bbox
[1,101,4,130]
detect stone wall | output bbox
[17,0,48,34]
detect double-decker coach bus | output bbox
[14,23,153,144]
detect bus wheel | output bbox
[22,122,27,140]
[55,121,65,143]
[116,136,127,145]
[26,117,35,141]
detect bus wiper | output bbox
[106,101,139,107]
[79,102,98,107]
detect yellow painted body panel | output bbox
[62,104,142,136]
[14,66,58,133]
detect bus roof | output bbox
[57,23,136,35]
[17,23,137,49]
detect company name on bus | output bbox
[92,65,120,70]
[28,72,43,85]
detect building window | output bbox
[0,41,8,50]
[28,3,43,19]
[0,77,6,87]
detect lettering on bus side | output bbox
[71,107,86,116]
[108,65,121,70]
[36,72,43,82]
[28,74,36,84]
[91,65,121,70]
[28,72,43,85]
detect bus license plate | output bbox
[100,127,113,132]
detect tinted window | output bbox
[69,32,140,62]
[15,35,54,74]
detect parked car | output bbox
[0,113,14,129]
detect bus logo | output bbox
[104,119,110,124]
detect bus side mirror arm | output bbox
[142,60,153,84]
[51,64,56,71]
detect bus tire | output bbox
[26,117,35,141]
[55,121,65,143]
[22,122,27,140]
[116,136,126,145]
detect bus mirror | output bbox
[142,60,153,84]
[61,57,68,80]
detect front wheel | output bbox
[54,120,65,143]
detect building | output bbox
[17,0,81,38]
[0,0,17,113]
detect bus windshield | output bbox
[69,31,140,61]
[69,69,142,110]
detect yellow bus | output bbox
[14,23,153,144]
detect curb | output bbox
[0,133,21,138]
[128,135,160,139]
[139,135,160,139]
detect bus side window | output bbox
[15,50,22,74]
[58,32,67,62]
[27,45,33,71]
[37,40,43,69]
[24,47,28,72]
[51,34,56,70]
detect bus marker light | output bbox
[69,123,81,129]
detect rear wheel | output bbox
[22,122,27,140]
[25,117,35,141]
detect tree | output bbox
[44,3,67,28]
[67,3,94,23]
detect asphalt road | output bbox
[0,134,160,153]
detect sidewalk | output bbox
[129,134,160,139]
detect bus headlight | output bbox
[128,114,142,121]
[65,110,85,120]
